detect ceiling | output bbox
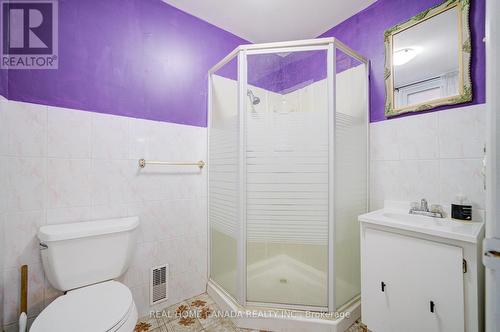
[162,0,377,43]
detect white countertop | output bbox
[358,207,484,244]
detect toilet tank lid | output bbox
[38,217,139,242]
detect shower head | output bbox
[247,89,260,105]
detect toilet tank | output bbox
[37,217,139,291]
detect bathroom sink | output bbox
[381,211,455,224]
[359,205,484,243]
[382,212,434,222]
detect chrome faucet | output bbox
[409,198,445,218]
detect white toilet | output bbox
[30,217,140,332]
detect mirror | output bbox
[384,0,472,117]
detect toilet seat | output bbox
[30,280,136,332]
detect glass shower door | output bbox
[245,49,330,308]
[209,57,239,298]
[334,48,368,309]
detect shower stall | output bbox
[207,38,368,328]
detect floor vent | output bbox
[150,264,168,305]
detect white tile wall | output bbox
[47,106,91,158]
[0,97,486,328]
[370,104,486,220]
[0,101,47,157]
[0,100,208,328]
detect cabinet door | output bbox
[362,228,465,332]
[362,228,402,332]
[403,235,465,332]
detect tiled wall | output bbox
[0,98,486,328]
[0,100,208,328]
[370,104,486,219]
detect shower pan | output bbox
[207,38,369,331]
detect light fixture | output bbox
[393,48,418,66]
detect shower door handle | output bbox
[381,281,386,292]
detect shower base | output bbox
[207,278,360,332]
[248,254,327,306]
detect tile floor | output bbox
[134,293,366,332]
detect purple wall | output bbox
[243,48,361,96]
[248,51,328,94]
[1,0,485,125]
[2,0,247,127]
[0,64,6,98]
[318,0,486,122]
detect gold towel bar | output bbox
[138,159,205,169]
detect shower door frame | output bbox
[207,38,370,313]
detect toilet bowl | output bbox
[31,217,139,332]
[30,281,138,332]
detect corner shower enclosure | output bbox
[208,38,368,314]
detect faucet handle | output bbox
[410,201,419,210]
[420,198,428,211]
[430,204,443,213]
[430,204,445,218]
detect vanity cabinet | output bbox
[362,229,464,332]
[359,208,484,332]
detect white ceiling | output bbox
[162,0,377,43]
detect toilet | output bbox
[30,217,140,332]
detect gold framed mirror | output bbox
[384,0,472,117]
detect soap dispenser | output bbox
[451,195,472,221]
